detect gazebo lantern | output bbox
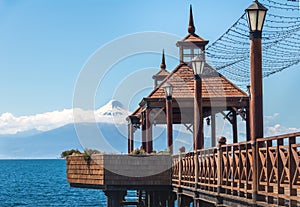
[163,82,174,154]
[245,0,267,38]
[191,54,205,79]
[163,82,173,100]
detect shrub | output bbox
[83,148,101,161]
[131,148,146,155]
[60,149,82,158]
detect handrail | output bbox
[172,132,300,206]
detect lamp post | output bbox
[163,82,173,154]
[246,0,267,141]
[191,54,205,150]
[245,0,267,204]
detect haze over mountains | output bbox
[0,100,194,159]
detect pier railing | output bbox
[256,132,300,205]
[172,132,300,206]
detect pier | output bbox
[66,1,300,206]
[67,132,300,206]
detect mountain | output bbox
[0,122,210,159]
[0,100,211,159]
[96,100,128,116]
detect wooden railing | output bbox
[256,132,300,205]
[172,132,300,206]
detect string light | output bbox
[206,0,300,88]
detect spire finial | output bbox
[160,49,166,70]
[188,5,195,34]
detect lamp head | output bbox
[163,82,173,100]
[245,0,268,39]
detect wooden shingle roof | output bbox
[179,33,207,44]
[130,62,248,118]
[149,62,248,99]
[152,69,170,79]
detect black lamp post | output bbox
[245,0,267,204]
[191,54,205,150]
[163,82,173,154]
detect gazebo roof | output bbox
[131,62,248,118]
[176,5,209,48]
[129,6,248,120]
[150,62,247,99]
[152,68,170,79]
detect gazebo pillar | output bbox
[127,122,134,153]
[127,115,138,154]
[142,112,147,151]
[211,112,216,147]
[145,108,153,153]
[246,107,251,141]
[166,97,173,154]
[232,110,238,143]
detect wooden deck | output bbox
[66,132,300,206]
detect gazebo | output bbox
[127,6,249,154]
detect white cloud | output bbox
[265,124,300,137]
[0,109,74,134]
[264,112,300,137]
[0,104,129,135]
[265,113,279,121]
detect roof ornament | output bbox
[160,49,166,70]
[188,5,196,35]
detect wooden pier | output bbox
[66,132,300,207]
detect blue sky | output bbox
[0,0,299,135]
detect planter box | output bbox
[66,154,172,189]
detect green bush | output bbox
[83,148,101,161]
[131,148,146,155]
[60,149,82,158]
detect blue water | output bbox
[0,159,106,207]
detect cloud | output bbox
[264,112,300,136]
[0,110,73,134]
[0,107,129,135]
[265,113,279,121]
[265,124,300,137]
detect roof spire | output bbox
[160,49,166,70]
[188,5,195,34]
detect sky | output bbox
[0,0,299,136]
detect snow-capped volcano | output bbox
[96,100,129,116]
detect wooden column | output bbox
[250,38,264,142]
[217,136,226,205]
[194,77,203,150]
[104,190,126,207]
[288,136,297,207]
[127,123,134,153]
[168,193,176,207]
[246,107,251,142]
[249,37,264,205]
[211,113,216,147]
[232,110,238,143]
[142,112,147,151]
[166,98,173,154]
[146,108,153,153]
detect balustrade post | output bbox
[217,136,226,205]
[179,152,182,187]
[252,140,258,206]
[194,151,199,189]
[288,136,297,207]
